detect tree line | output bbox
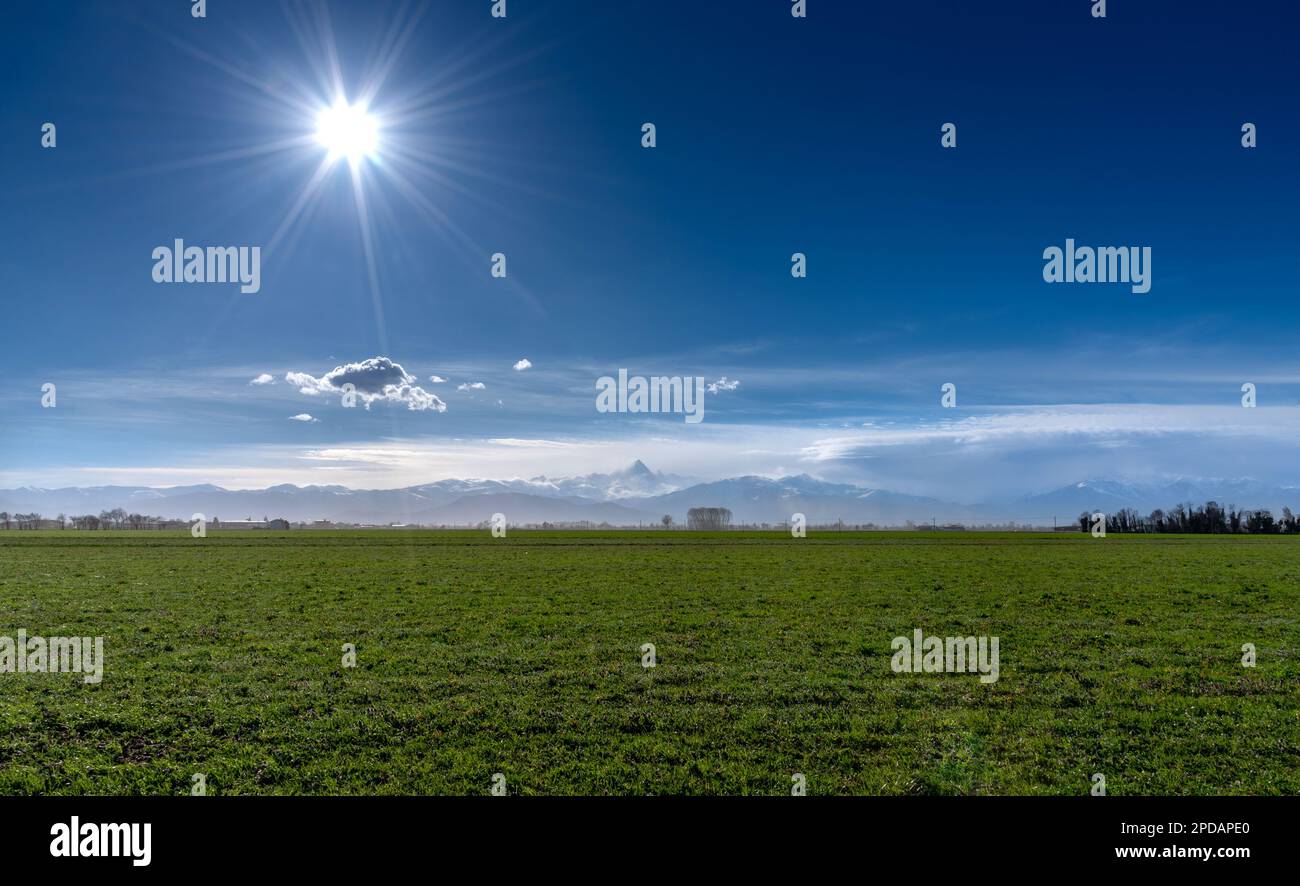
[0,512,46,529]
[0,509,185,530]
[1077,501,1300,534]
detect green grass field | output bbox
[0,530,1296,795]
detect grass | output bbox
[0,530,1296,795]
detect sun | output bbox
[315,100,379,165]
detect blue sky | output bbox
[1,0,1297,498]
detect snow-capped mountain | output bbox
[1010,477,1300,521]
[530,459,689,500]
[0,463,687,525]
[2,466,1298,527]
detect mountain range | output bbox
[2,461,1297,527]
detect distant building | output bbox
[211,518,290,530]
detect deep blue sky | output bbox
[1,0,1297,496]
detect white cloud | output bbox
[261,405,1300,500]
[429,375,447,383]
[487,438,584,448]
[458,381,486,391]
[285,357,447,412]
[706,376,740,394]
[301,447,426,466]
[799,405,1279,460]
[513,358,532,371]
[250,373,275,385]
[19,403,1300,498]
[288,414,318,423]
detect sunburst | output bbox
[127,0,551,353]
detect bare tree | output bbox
[687,507,732,531]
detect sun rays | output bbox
[122,0,555,356]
